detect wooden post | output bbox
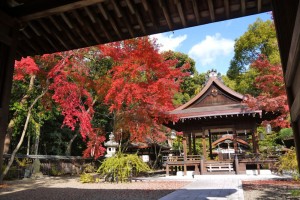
[272,0,300,176]
[182,137,187,175]
[233,128,238,154]
[200,158,204,175]
[234,154,239,174]
[202,131,207,160]
[208,130,213,160]
[166,164,169,176]
[193,132,196,155]
[188,133,192,155]
[0,14,18,182]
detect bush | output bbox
[97,153,151,183]
[50,164,63,176]
[276,147,299,180]
[80,173,95,183]
[82,163,96,173]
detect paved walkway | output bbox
[155,174,281,200]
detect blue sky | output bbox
[150,12,272,75]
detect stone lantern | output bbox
[104,132,119,157]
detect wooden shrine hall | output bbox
[164,70,278,175]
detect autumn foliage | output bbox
[12,37,189,159]
[245,55,289,127]
[99,37,189,143]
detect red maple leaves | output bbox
[245,55,289,128]
[13,57,39,80]
[99,37,189,143]
[13,37,188,158]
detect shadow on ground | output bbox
[0,187,178,200]
[159,189,238,200]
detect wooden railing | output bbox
[162,155,202,164]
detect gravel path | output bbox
[0,177,191,200]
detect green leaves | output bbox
[227,18,279,80]
[97,153,151,182]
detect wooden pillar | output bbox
[272,0,300,173]
[188,133,192,155]
[234,154,239,174]
[182,137,187,175]
[0,12,18,182]
[200,158,204,175]
[202,131,207,160]
[166,164,169,176]
[193,132,196,155]
[208,130,213,160]
[233,128,238,154]
[253,125,259,154]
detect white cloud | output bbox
[188,33,234,67]
[150,33,187,52]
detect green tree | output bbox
[227,18,280,80]
[162,51,206,105]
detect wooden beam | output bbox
[49,16,62,31]
[97,4,108,20]
[38,19,51,34]
[28,22,41,36]
[141,0,157,30]
[125,1,146,34]
[224,0,230,19]
[60,13,73,29]
[257,0,261,13]
[291,91,300,122]
[84,7,96,24]
[175,0,187,27]
[207,0,215,22]
[95,19,113,42]
[74,28,90,46]
[285,2,300,87]
[191,0,200,24]
[20,0,106,22]
[125,0,135,14]
[111,0,123,18]
[0,25,18,182]
[159,0,173,30]
[111,0,135,37]
[141,0,149,11]
[241,0,246,16]
[72,10,84,26]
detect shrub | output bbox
[50,164,63,176]
[276,147,299,180]
[82,163,96,173]
[80,173,95,183]
[97,153,151,183]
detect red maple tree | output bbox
[245,55,289,128]
[12,37,189,159]
[14,51,106,159]
[98,37,189,143]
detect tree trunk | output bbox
[27,135,30,155]
[151,145,162,169]
[0,87,48,182]
[3,75,36,154]
[65,133,77,156]
[34,124,40,155]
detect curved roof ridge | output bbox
[174,76,245,111]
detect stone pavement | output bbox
[156,174,281,200]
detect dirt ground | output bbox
[0,176,191,200]
[243,179,300,200]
